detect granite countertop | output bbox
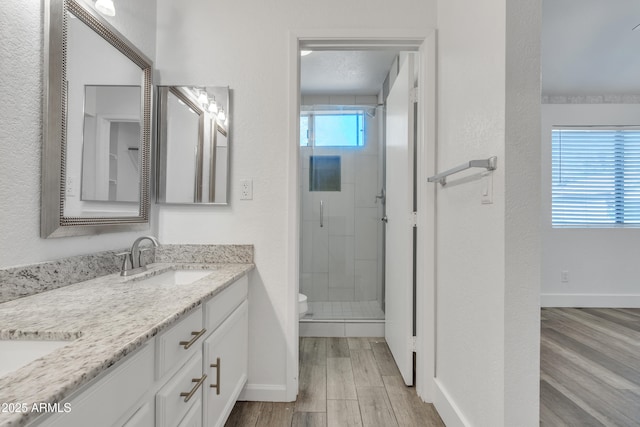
[0,262,254,427]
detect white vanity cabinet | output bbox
[32,273,249,427]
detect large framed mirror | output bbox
[156,86,230,205]
[42,0,153,238]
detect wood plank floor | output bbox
[225,337,444,427]
[541,308,640,426]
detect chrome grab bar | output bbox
[427,156,497,186]
[320,200,324,228]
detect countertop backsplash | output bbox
[0,244,254,304]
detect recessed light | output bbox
[300,50,313,57]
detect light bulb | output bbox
[95,0,115,16]
[197,92,208,106]
[208,101,218,114]
[217,108,226,122]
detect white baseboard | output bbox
[541,293,640,308]
[434,379,470,427]
[238,383,290,402]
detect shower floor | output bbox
[303,300,385,321]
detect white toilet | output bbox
[298,293,309,319]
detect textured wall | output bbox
[155,0,436,402]
[436,0,540,425]
[0,0,157,268]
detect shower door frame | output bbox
[286,29,437,404]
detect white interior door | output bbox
[384,53,415,386]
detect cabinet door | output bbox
[41,342,154,427]
[203,300,248,427]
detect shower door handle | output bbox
[320,200,324,228]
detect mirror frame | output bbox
[156,86,231,205]
[156,87,205,203]
[42,0,153,238]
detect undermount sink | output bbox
[0,340,71,377]
[137,269,215,286]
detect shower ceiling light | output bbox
[95,0,115,16]
[300,50,312,56]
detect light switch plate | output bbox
[481,172,493,204]
[240,179,253,200]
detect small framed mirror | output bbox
[156,86,230,205]
[42,0,153,238]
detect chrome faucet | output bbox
[119,236,160,276]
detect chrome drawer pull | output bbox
[179,329,206,349]
[180,374,207,402]
[210,357,221,395]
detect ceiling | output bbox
[300,50,399,96]
[300,2,640,97]
[542,0,640,95]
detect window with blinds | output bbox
[552,127,640,227]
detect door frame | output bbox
[286,29,437,402]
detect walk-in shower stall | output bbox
[299,100,386,334]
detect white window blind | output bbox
[552,128,640,227]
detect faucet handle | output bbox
[117,252,133,276]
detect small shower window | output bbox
[300,110,364,147]
[309,156,341,191]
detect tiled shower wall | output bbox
[300,95,384,304]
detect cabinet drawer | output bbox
[156,352,204,427]
[42,342,154,427]
[204,275,247,334]
[156,307,204,379]
[178,396,202,427]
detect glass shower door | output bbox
[299,105,384,321]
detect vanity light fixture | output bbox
[217,108,226,122]
[95,0,115,17]
[300,50,313,56]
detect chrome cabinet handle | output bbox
[179,328,206,349]
[180,374,207,402]
[320,200,324,228]
[210,357,221,395]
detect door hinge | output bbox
[411,211,417,227]
[409,336,417,352]
[409,87,419,103]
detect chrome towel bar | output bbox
[427,156,497,186]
